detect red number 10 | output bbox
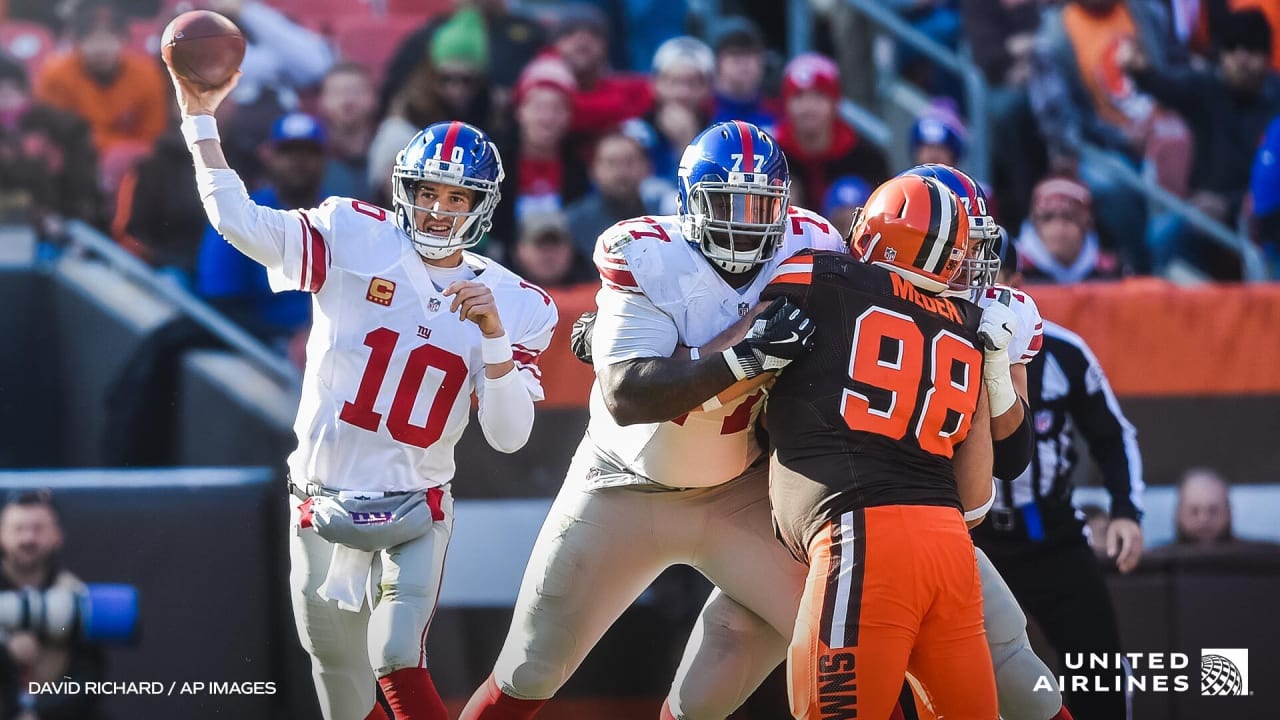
[840,308,981,457]
[339,328,468,448]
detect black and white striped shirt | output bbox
[975,321,1144,544]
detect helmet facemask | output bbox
[682,179,789,274]
[950,214,1002,295]
[393,154,501,260]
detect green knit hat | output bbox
[429,8,489,71]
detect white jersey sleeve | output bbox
[499,278,559,402]
[590,221,680,366]
[472,277,557,452]
[197,167,344,294]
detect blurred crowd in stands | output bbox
[2,0,1280,354]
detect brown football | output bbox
[160,10,245,88]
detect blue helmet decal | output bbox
[677,121,791,274]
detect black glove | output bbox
[723,297,816,380]
[570,311,596,365]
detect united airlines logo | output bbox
[1202,649,1249,696]
[351,511,393,525]
[1036,649,1252,696]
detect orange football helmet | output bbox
[847,175,972,293]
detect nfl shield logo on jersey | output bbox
[428,297,441,312]
[738,302,750,317]
[1034,409,1054,434]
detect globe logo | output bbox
[1201,654,1244,695]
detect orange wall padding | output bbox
[1029,279,1280,397]
[540,279,1280,407]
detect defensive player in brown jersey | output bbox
[761,174,1000,719]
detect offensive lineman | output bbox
[462,121,838,720]
[171,69,557,720]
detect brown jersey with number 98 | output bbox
[762,249,985,561]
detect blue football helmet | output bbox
[900,163,999,292]
[677,121,790,274]
[393,121,504,259]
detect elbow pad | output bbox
[992,400,1033,481]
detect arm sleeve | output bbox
[591,286,679,368]
[195,166,333,293]
[475,291,559,453]
[1069,340,1145,520]
[238,1,335,87]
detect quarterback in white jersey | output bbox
[462,122,840,720]
[172,69,555,720]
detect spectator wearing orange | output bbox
[33,0,166,155]
[0,53,104,233]
[774,53,888,208]
[1027,0,1186,274]
[1121,10,1279,279]
[1016,176,1122,283]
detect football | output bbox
[160,10,245,88]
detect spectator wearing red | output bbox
[551,4,654,135]
[1016,176,1122,283]
[489,57,591,258]
[33,0,166,155]
[774,52,888,208]
[0,53,104,234]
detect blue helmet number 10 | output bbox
[433,144,466,163]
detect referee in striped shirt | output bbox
[972,235,1144,720]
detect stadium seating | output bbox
[332,14,422,79]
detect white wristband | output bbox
[964,480,998,523]
[482,333,514,365]
[983,353,1017,417]
[180,114,220,150]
